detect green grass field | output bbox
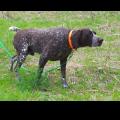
[0,11,120,100]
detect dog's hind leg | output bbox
[13,43,29,80]
[14,52,27,80]
[10,55,18,71]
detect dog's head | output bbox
[75,28,103,47]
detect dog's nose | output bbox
[99,38,103,43]
[99,38,103,41]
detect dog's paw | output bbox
[63,83,68,88]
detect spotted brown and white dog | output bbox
[9,26,103,88]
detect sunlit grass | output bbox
[0,11,120,100]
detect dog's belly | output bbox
[48,50,71,61]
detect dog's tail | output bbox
[9,26,21,32]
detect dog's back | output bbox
[13,27,70,56]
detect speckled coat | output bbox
[10,27,103,88]
[13,27,73,61]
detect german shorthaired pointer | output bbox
[9,26,103,88]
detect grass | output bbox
[0,11,120,101]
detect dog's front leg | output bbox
[60,58,68,88]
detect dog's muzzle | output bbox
[92,34,103,47]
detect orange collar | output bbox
[68,30,76,50]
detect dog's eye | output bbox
[93,31,96,35]
[89,31,93,36]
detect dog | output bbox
[9,26,103,88]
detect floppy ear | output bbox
[72,30,81,39]
[71,30,81,48]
